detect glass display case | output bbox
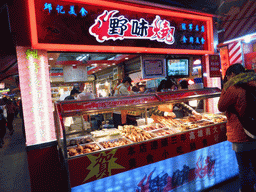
[54,87,227,188]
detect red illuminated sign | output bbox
[0,83,5,89]
[27,0,214,54]
[89,11,175,45]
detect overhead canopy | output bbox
[0,4,17,83]
[0,54,18,82]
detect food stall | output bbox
[8,0,238,191]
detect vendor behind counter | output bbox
[151,78,202,120]
[149,102,202,120]
[113,76,137,127]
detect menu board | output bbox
[141,57,166,79]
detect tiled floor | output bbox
[0,117,244,192]
[0,117,31,192]
[205,177,240,192]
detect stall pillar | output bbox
[202,55,221,114]
[16,46,65,191]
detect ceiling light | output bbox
[125,57,129,60]
[188,79,194,85]
[76,56,82,61]
[49,58,54,60]
[108,56,116,60]
[80,56,88,61]
[76,54,88,61]
[244,35,251,43]
[193,59,201,65]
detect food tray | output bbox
[67,135,94,147]
[120,125,156,142]
[91,128,121,138]
[102,128,121,136]
[93,134,122,143]
[151,128,179,137]
[202,113,227,122]
[91,130,109,138]
[139,124,166,131]
[179,122,199,130]
[190,119,215,127]
[210,116,227,123]
[67,142,102,157]
[99,137,132,149]
[180,115,199,123]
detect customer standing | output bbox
[0,108,7,148]
[64,88,81,100]
[2,97,16,135]
[218,63,256,192]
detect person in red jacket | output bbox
[218,63,256,192]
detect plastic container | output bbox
[136,118,154,126]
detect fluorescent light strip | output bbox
[28,57,42,143]
[223,32,256,45]
[40,55,51,141]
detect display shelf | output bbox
[66,122,227,187]
[54,87,225,188]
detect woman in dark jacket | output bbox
[218,63,256,192]
[0,108,7,148]
[3,97,16,135]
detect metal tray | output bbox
[91,128,121,138]
[138,123,166,131]
[67,142,103,158]
[151,128,180,137]
[93,134,123,143]
[66,135,94,147]
[190,119,215,127]
[122,131,156,142]
[99,137,132,149]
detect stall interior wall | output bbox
[122,54,204,83]
[86,54,206,96]
[220,40,256,77]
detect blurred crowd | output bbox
[0,96,24,148]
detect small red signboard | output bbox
[209,55,221,77]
